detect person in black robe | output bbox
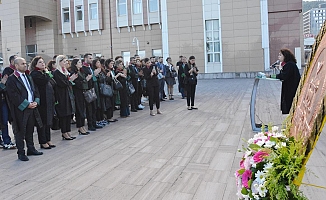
[6,57,43,161]
[143,58,162,116]
[30,56,56,149]
[115,60,130,118]
[269,48,301,114]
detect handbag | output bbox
[113,77,123,90]
[51,115,60,130]
[127,82,135,94]
[172,71,177,78]
[83,88,97,103]
[100,83,113,97]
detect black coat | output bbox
[53,70,73,117]
[184,64,198,85]
[30,70,55,125]
[6,72,43,133]
[276,61,301,114]
[81,66,95,89]
[143,65,159,87]
[72,70,87,119]
[178,63,187,87]
[97,71,112,110]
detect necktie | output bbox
[22,74,32,93]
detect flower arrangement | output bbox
[235,126,308,200]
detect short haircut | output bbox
[84,53,92,59]
[130,57,135,61]
[14,57,25,65]
[9,55,17,63]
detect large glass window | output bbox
[149,0,158,12]
[122,51,130,66]
[26,45,37,60]
[206,20,220,63]
[152,49,162,57]
[63,7,70,23]
[76,5,83,21]
[90,3,98,20]
[118,0,127,16]
[137,50,146,59]
[133,0,142,14]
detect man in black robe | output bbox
[6,57,43,161]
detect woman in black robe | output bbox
[115,60,130,118]
[53,55,78,140]
[104,59,118,122]
[30,56,56,149]
[270,48,301,114]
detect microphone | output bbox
[271,60,279,68]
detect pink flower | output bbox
[253,151,269,163]
[240,159,245,168]
[242,170,252,189]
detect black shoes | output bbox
[78,130,90,135]
[27,150,43,156]
[95,125,103,129]
[18,154,29,161]
[191,107,198,110]
[40,144,51,149]
[62,134,74,140]
[131,109,138,112]
[88,127,96,131]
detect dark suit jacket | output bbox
[6,71,42,133]
[143,65,159,88]
[81,66,95,90]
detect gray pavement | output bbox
[0,79,325,199]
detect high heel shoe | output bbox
[62,134,73,140]
[40,144,51,149]
[67,133,76,139]
[78,130,89,135]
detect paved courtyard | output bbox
[0,79,325,200]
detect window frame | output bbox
[89,3,98,20]
[205,19,221,63]
[62,7,70,23]
[76,5,83,21]
[133,0,142,14]
[148,0,158,13]
[118,0,127,16]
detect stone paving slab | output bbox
[0,79,326,199]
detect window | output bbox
[118,0,127,16]
[76,5,83,21]
[63,7,70,23]
[133,0,142,14]
[205,20,220,63]
[122,51,130,66]
[137,50,145,59]
[26,45,37,59]
[29,18,33,28]
[149,0,158,12]
[90,3,98,20]
[152,49,162,57]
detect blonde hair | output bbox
[55,55,69,75]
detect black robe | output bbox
[276,61,301,114]
[71,70,87,119]
[30,70,55,126]
[6,72,43,133]
[53,70,73,117]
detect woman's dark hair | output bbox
[187,55,196,69]
[92,58,100,70]
[115,60,123,67]
[47,60,56,71]
[100,59,105,66]
[280,48,297,63]
[30,56,43,71]
[189,55,195,60]
[70,58,80,73]
[166,57,171,62]
[104,58,113,68]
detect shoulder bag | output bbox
[83,88,97,103]
[100,83,113,97]
[113,77,123,90]
[127,82,135,94]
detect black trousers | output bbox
[186,84,196,107]
[75,113,85,128]
[137,81,143,105]
[148,85,160,110]
[59,115,71,133]
[96,108,104,121]
[86,101,97,128]
[14,109,36,155]
[37,124,51,144]
[130,80,139,110]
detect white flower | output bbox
[251,180,260,194]
[255,170,266,184]
[272,126,279,133]
[256,140,265,147]
[263,162,273,172]
[248,138,255,144]
[253,194,260,199]
[244,156,252,170]
[264,140,275,148]
[275,142,287,149]
[245,150,252,158]
[258,184,268,197]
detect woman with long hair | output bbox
[104,59,118,122]
[70,58,89,135]
[115,60,130,118]
[165,57,177,100]
[142,58,162,116]
[53,55,78,140]
[269,48,301,114]
[185,56,199,110]
[30,56,56,149]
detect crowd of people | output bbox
[0,53,199,161]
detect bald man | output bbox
[6,57,43,161]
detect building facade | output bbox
[0,0,302,73]
[303,4,326,37]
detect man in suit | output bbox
[6,57,43,161]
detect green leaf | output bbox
[238,169,245,175]
[269,137,277,142]
[248,179,253,188]
[241,187,249,195]
[249,144,261,151]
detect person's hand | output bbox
[1,74,8,84]
[107,71,111,77]
[70,73,78,81]
[86,74,92,81]
[120,73,126,78]
[94,68,101,76]
[28,102,38,109]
